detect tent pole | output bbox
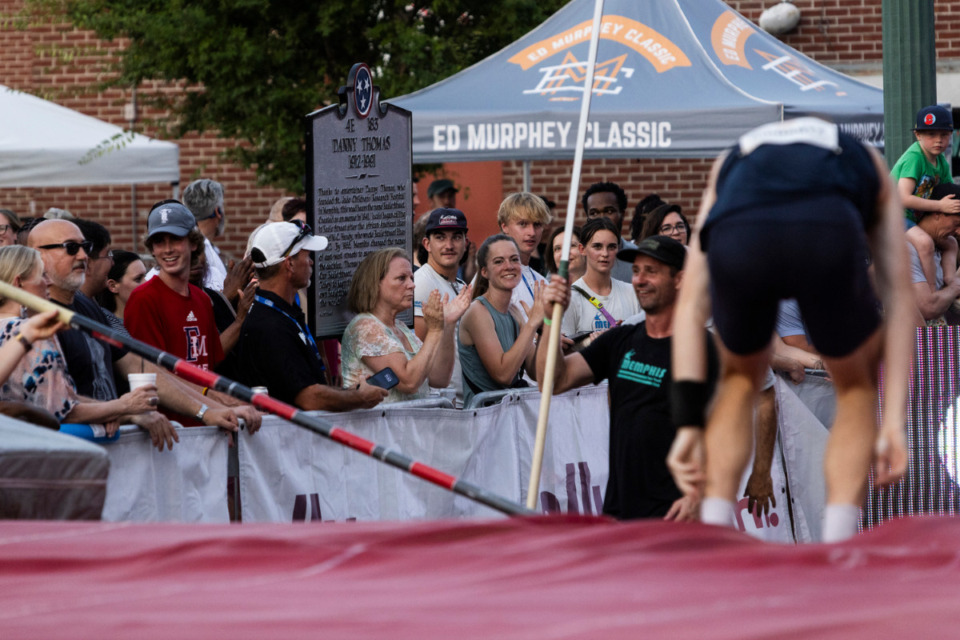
[527,0,605,511]
[523,160,531,193]
[129,85,138,251]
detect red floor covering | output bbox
[1,515,959,639]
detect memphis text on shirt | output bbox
[616,350,666,388]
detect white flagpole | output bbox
[527,0,606,510]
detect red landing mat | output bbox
[1,516,958,639]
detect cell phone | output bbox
[367,367,399,390]
[570,332,593,344]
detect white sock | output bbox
[700,497,736,527]
[822,503,861,543]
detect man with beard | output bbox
[27,218,259,447]
[536,235,717,520]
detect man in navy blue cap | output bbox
[536,235,718,521]
[414,208,472,406]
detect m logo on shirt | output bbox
[183,326,208,366]
[616,349,666,388]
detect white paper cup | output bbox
[127,372,157,390]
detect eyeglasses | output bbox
[659,224,687,235]
[0,225,11,235]
[37,240,94,256]
[91,250,114,261]
[281,220,312,258]
[587,206,620,218]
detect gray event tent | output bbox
[389,0,883,163]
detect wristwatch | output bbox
[195,403,210,422]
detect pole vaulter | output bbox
[527,0,606,510]
[0,280,534,518]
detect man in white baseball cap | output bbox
[233,221,387,410]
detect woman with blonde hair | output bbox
[0,246,159,430]
[340,247,470,403]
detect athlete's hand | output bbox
[664,494,700,522]
[667,427,705,498]
[874,427,908,486]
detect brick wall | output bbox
[2,0,960,250]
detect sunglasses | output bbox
[281,220,312,259]
[37,240,95,256]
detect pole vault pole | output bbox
[0,281,534,518]
[526,0,606,510]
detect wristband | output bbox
[201,387,209,396]
[195,403,210,421]
[13,332,31,351]
[543,318,552,326]
[670,380,710,429]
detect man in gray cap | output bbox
[233,221,387,411]
[183,178,228,290]
[536,236,716,521]
[125,201,262,430]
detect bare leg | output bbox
[820,329,883,542]
[702,342,772,525]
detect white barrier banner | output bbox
[238,385,611,522]
[733,378,829,543]
[101,426,230,523]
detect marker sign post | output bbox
[306,63,413,338]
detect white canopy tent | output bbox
[0,85,179,188]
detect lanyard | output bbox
[254,295,323,365]
[571,285,618,327]
[520,267,535,298]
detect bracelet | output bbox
[13,332,31,351]
[670,380,711,429]
[543,318,552,326]
[195,403,209,421]
[201,387,209,396]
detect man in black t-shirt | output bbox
[536,235,716,520]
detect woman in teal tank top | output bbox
[458,234,546,405]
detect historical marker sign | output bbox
[306,63,413,338]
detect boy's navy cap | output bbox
[914,105,954,131]
[617,235,686,270]
[424,208,468,234]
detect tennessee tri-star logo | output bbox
[354,64,373,118]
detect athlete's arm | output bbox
[867,147,916,484]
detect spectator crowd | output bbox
[0,105,955,528]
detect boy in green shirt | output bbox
[891,105,959,293]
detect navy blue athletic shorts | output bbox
[705,195,881,358]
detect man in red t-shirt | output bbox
[127,201,224,372]
[126,201,226,427]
